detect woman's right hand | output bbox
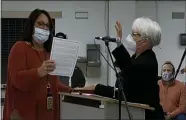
[37,60,56,77]
[115,21,123,40]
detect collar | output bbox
[132,49,153,59]
[162,79,175,87]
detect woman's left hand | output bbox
[73,84,97,91]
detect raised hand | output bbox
[115,21,123,40]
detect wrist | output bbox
[37,68,43,77]
[116,37,122,47]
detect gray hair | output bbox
[132,17,161,46]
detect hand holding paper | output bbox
[37,60,56,77]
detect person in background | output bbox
[180,67,186,75]
[3,9,73,120]
[158,61,186,120]
[55,32,86,88]
[55,32,67,39]
[75,17,165,119]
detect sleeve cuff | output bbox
[94,84,114,98]
[116,37,122,47]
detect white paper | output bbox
[49,37,80,77]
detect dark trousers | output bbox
[145,105,165,120]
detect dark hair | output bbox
[71,66,86,88]
[23,9,54,52]
[55,32,67,39]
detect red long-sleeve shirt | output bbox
[3,41,72,120]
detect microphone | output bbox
[95,36,120,43]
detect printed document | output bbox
[49,37,80,77]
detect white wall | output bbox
[2,1,108,85]
[135,1,157,21]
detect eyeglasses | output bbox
[131,32,141,37]
[35,21,49,30]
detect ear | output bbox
[143,39,151,47]
[140,39,148,47]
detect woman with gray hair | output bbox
[75,17,164,119]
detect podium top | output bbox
[59,92,155,110]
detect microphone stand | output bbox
[175,48,186,78]
[104,41,133,120]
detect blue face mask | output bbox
[162,71,174,81]
[33,27,50,44]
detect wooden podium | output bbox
[59,92,154,119]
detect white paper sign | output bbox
[49,37,80,77]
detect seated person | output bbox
[55,32,86,88]
[180,67,186,74]
[158,61,186,120]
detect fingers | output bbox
[115,24,118,31]
[116,21,120,26]
[116,21,122,30]
[43,60,56,72]
[74,87,83,91]
[115,21,122,39]
[46,64,56,72]
[115,23,120,31]
[45,60,55,64]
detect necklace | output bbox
[33,47,54,111]
[33,49,50,83]
[26,42,52,95]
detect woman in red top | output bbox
[3,9,72,120]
